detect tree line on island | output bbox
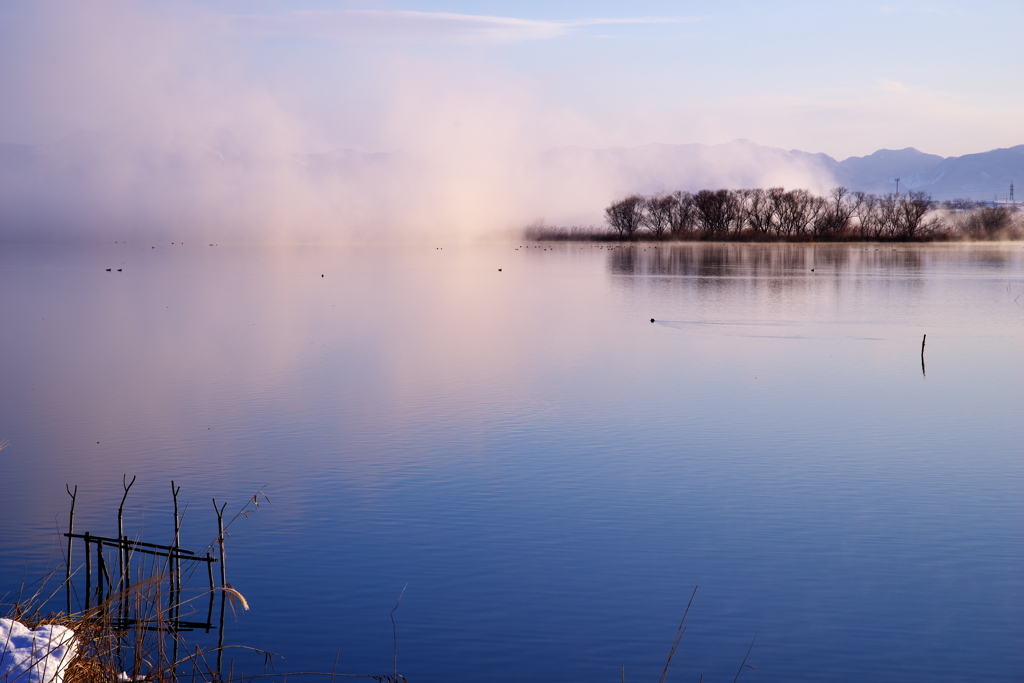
[529,188,1022,242]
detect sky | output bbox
[1,0,1021,158]
[0,0,1021,240]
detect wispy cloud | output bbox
[230,10,698,45]
[877,3,964,18]
[877,78,911,93]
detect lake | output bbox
[0,241,1021,683]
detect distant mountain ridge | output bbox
[1,133,1019,202]
[538,140,1023,202]
[832,147,947,194]
[0,132,1020,240]
[830,145,1024,200]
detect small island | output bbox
[528,187,1023,242]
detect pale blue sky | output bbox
[1,0,1021,158]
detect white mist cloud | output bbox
[0,1,1018,243]
[877,79,911,93]
[0,2,700,242]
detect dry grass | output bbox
[6,573,251,683]
[4,486,408,683]
[3,486,269,683]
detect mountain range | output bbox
[0,133,1020,240]
[2,133,1020,202]
[537,140,1023,202]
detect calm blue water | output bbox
[1,242,1022,683]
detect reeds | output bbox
[5,561,259,683]
[6,579,404,683]
[4,483,265,683]
[4,483,405,683]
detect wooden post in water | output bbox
[84,531,92,610]
[171,481,181,626]
[921,334,927,377]
[170,482,182,683]
[96,541,106,607]
[123,535,132,626]
[118,477,134,589]
[66,485,77,614]
[98,540,111,602]
[214,501,227,588]
[118,476,135,625]
[213,499,228,677]
[205,553,215,632]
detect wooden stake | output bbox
[171,482,181,625]
[213,498,228,678]
[66,485,77,614]
[123,535,132,625]
[84,531,92,610]
[119,475,134,624]
[205,553,215,632]
[118,476,135,590]
[921,334,927,377]
[391,584,408,678]
[96,541,108,606]
[213,500,227,588]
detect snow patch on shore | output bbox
[0,619,76,683]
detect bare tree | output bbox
[597,186,953,242]
[878,193,902,238]
[766,187,788,237]
[605,195,645,239]
[668,191,697,237]
[896,191,934,239]
[643,194,675,239]
[957,206,1022,240]
[852,191,882,239]
[943,198,978,211]
[804,193,828,236]
[774,189,820,237]
[693,189,741,236]
[812,187,854,239]
[741,188,778,235]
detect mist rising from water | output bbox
[0,2,839,243]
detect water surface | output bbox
[1,241,1021,683]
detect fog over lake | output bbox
[0,242,1021,683]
